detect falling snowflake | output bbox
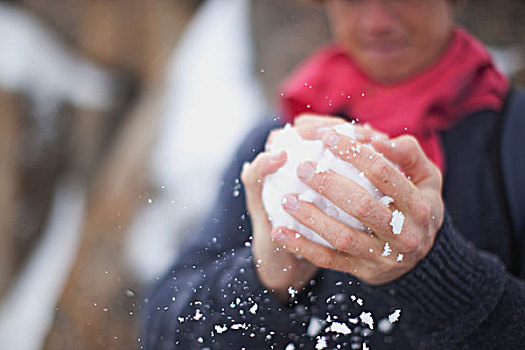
[359,312,374,329]
[307,317,324,337]
[315,336,328,350]
[382,242,392,256]
[214,324,227,334]
[388,309,401,323]
[390,210,405,234]
[326,322,352,335]
[193,309,203,320]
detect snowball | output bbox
[390,210,405,235]
[262,123,391,248]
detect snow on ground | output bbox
[0,2,120,117]
[125,0,266,283]
[0,178,87,350]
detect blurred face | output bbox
[325,0,455,84]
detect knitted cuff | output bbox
[375,214,505,333]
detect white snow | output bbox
[0,178,86,350]
[285,344,296,350]
[193,309,203,320]
[125,0,265,283]
[326,322,352,335]
[0,2,120,117]
[214,324,227,334]
[382,242,392,257]
[388,309,401,323]
[359,312,374,330]
[390,210,405,235]
[315,336,328,350]
[379,196,394,207]
[262,123,393,247]
[307,316,324,337]
[249,303,258,315]
[377,318,393,334]
[333,123,357,138]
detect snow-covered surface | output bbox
[125,0,265,283]
[262,123,390,247]
[0,178,86,350]
[0,2,120,116]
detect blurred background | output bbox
[0,0,523,348]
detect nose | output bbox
[359,0,397,37]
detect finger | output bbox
[371,135,441,189]
[281,194,384,255]
[271,226,367,273]
[241,151,287,211]
[293,113,347,127]
[322,131,418,211]
[296,161,394,238]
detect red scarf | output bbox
[280,27,509,172]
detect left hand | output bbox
[272,128,444,285]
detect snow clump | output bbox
[262,120,394,248]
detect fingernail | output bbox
[273,228,287,243]
[282,194,299,210]
[323,132,339,147]
[297,162,315,181]
[371,132,389,141]
[374,138,393,147]
[317,127,332,138]
[271,151,283,161]
[353,131,365,141]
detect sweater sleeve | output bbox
[374,214,525,349]
[142,118,311,349]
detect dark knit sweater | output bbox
[143,109,525,349]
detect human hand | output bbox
[273,128,444,285]
[242,115,390,300]
[241,149,319,302]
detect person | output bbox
[143,0,525,348]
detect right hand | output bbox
[241,150,319,302]
[241,115,388,302]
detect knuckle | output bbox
[318,172,333,193]
[369,158,392,183]
[402,135,419,149]
[401,234,421,252]
[313,252,333,269]
[353,192,374,218]
[414,200,432,225]
[332,228,354,252]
